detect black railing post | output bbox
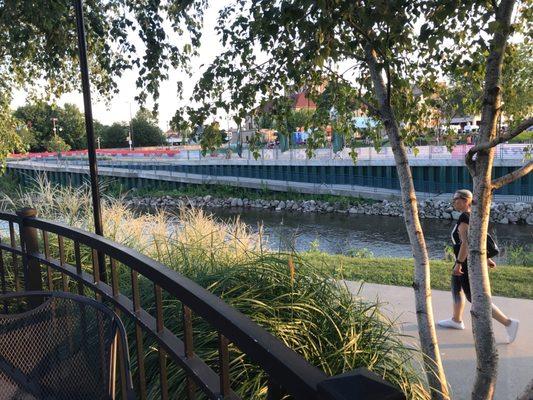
[74,0,107,282]
[317,368,405,400]
[16,208,43,293]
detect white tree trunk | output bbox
[468,1,516,399]
[366,47,449,400]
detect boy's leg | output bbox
[452,274,466,322]
[491,304,511,326]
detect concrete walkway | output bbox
[345,281,533,400]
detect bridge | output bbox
[6,144,532,201]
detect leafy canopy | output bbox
[14,102,87,151]
[169,0,530,153]
[0,0,205,104]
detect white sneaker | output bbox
[505,319,519,344]
[437,318,465,330]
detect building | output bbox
[449,115,481,132]
[164,129,187,145]
[289,90,317,111]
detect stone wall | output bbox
[126,195,533,225]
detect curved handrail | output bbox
[0,211,326,399]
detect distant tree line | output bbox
[11,101,166,152]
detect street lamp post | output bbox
[128,101,134,151]
[74,0,106,281]
[51,117,58,136]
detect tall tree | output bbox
[14,101,87,151]
[424,1,532,397]
[172,2,452,397]
[168,2,531,399]
[0,0,201,164]
[131,110,166,147]
[454,1,532,398]
[100,123,129,149]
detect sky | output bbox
[11,4,227,131]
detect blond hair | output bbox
[455,189,473,205]
[455,189,473,199]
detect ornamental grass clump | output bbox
[1,177,431,399]
[139,256,430,399]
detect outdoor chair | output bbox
[0,291,134,400]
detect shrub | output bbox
[505,244,533,267]
[443,244,455,262]
[346,247,375,258]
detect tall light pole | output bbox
[74,0,106,281]
[127,101,134,150]
[51,117,58,136]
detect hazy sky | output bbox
[11,4,226,131]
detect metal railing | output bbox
[0,209,404,400]
[10,143,531,163]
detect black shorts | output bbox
[451,261,471,303]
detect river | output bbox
[1,206,530,263]
[207,208,532,262]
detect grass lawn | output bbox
[301,253,533,300]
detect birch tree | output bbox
[172,2,457,398]
[460,1,532,397]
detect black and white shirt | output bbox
[451,212,470,258]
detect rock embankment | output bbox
[126,195,533,225]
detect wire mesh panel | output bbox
[0,292,133,400]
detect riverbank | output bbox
[126,188,533,225]
[2,178,531,299]
[301,253,533,299]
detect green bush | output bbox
[0,171,21,197]
[346,247,375,258]
[443,244,455,262]
[505,244,533,267]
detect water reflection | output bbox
[208,208,533,262]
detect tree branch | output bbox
[360,98,381,117]
[338,50,366,63]
[465,116,533,174]
[465,150,477,176]
[490,0,499,14]
[322,64,381,116]
[473,116,533,152]
[495,116,533,143]
[492,161,533,190]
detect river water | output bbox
[206,208,532,262]
[1,207,530,262]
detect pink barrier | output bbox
[450,144,473,159]
[8,148,181,159]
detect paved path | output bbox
[345,281,533,400]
